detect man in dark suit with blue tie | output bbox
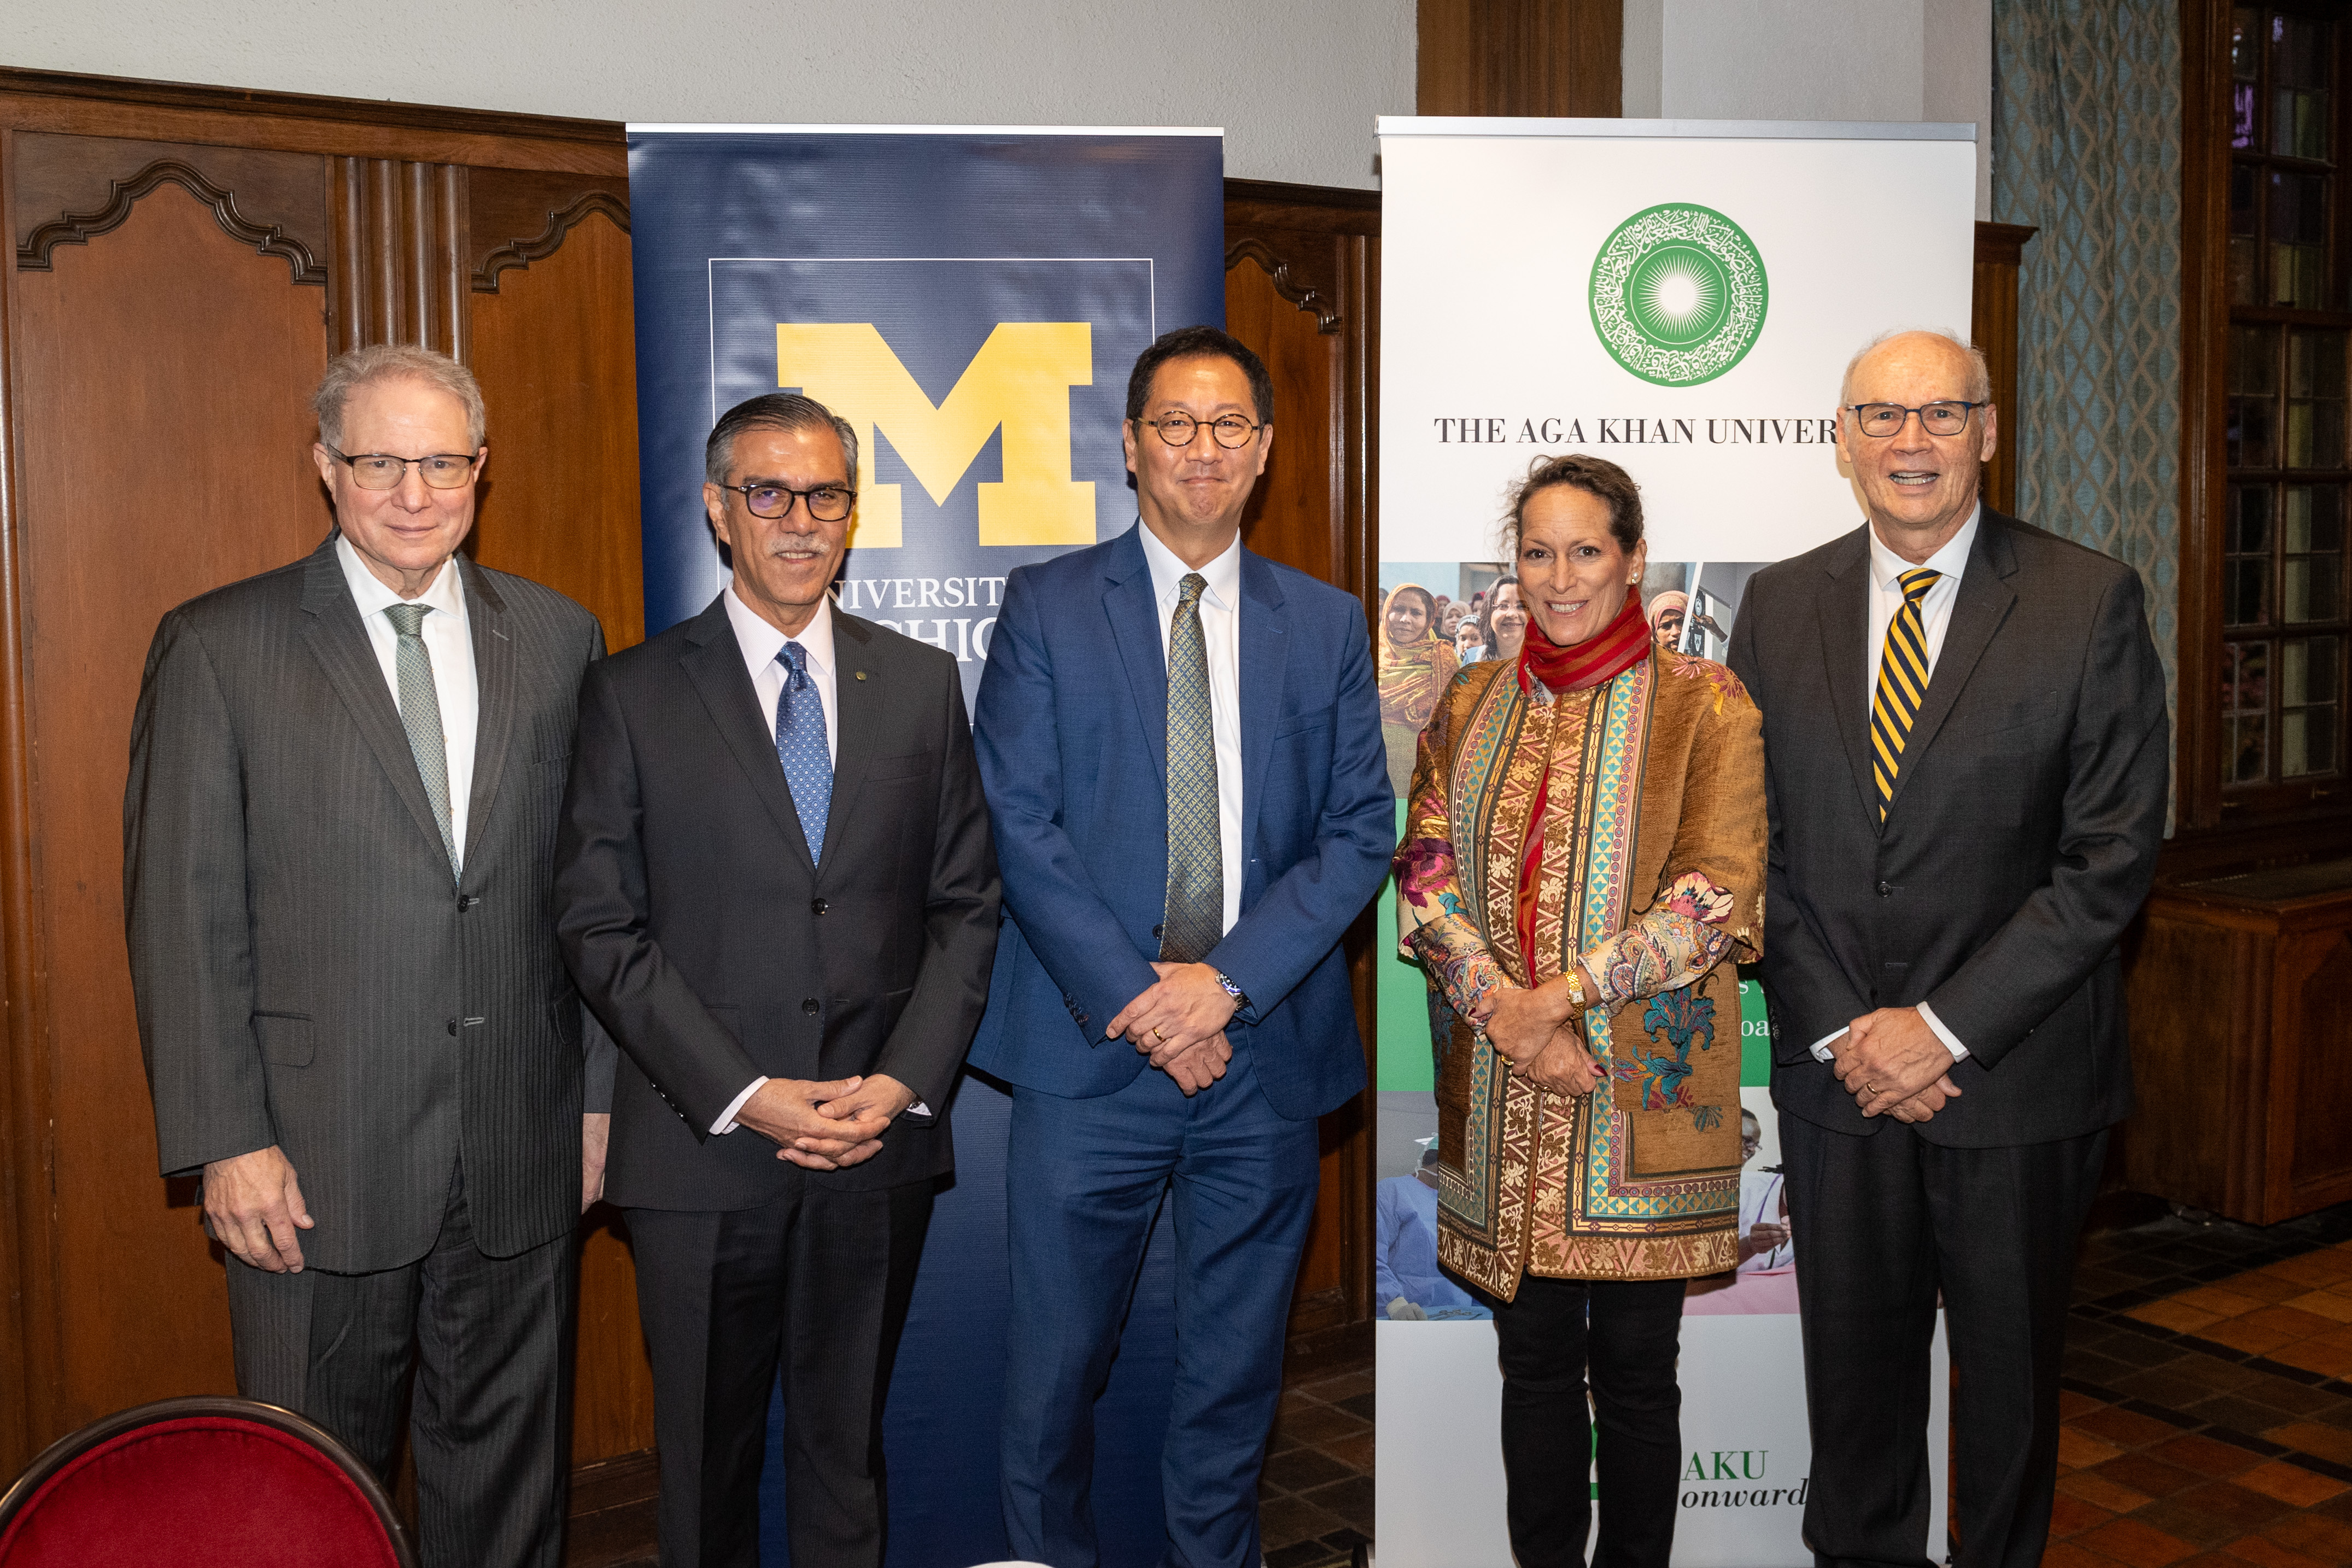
[556,393,998,1567]
[973,326,1393,1568]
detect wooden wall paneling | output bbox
[330,156,466,358]
[1222,179,1380,1366]
[1417,0,1623,117]
[467,205,645,656]
[0,120,42,1474]
[7,167,331,1453]
[2281,929,2352,1208]
[0,69,626,180]
[1971,221,2035,518]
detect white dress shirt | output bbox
[336,537,477,869]
[1810,506,1980,1067]
[1136,522,1245,938]
[715,590,882,1136]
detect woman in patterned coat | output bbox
[1394,453,1765,1568]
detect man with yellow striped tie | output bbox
[1727,328,2167,1568]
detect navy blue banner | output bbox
[628,127,1225,705]
[625,126,1224,1567]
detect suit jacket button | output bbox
[456,893,478,911]
[1876,881,1893,897]
[446,1020,458,1035]
[1152,923,1165,938]
[802,998,820,1015]
[811,898,829,916]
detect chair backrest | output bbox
[0,1396,416,1567]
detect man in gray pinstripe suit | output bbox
[125,345,610,1568]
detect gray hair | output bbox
[313,345,487,450]
[705,394,859,486]
[1839,328,1993,406]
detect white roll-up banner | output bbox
[1372,116,1975,1566]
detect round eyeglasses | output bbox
[1140,413,1266,449]
[1845,401,1987,438]
[716,482,857,523]
[327,448,479,490]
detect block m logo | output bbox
[776,321,1095,549]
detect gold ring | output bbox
[1153,1026,1167,1042]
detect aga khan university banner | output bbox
[1372,118,1976,1566]
[625,125,1223,1567]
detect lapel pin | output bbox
[855,671,868,681]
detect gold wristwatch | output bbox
[1559,969,1589,1015]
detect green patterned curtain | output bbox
[1994,0,2183,822]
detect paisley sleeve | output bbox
[1579,664,1766,1008]
[1392,681,1510,1021]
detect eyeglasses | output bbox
[1844,401,1987,438]
[1139,413,1266,449]
[716,482,857,523]
[327,448,479,490]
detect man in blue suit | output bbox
[973,325,1393,1567]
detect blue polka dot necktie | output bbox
[774,642,832,863]
[1160,572,1222,963]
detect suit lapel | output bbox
[1813,528,1880,831]
[458,558,515,870]
[297,540,458,873]
[1237,551,1287,857]
[679,598,817,873]
[1105,529,1169,785]
[1887,518,2018,815]
[817,612,881,880]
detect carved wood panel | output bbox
[9,181,331,1440]
[14,131,328,284]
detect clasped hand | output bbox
[736,1073,916,1169]
[1476,973,1608,1099]
[1108,962,1237,1097]
[1830,1006,1963,1122]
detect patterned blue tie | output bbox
[774,642,832,863]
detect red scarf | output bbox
[1513,589,1649,967]
[1517,588,1649,694]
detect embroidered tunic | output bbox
[1394,648,1765,1300]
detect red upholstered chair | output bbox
[0,1396,417,1567]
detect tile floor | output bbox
[2050,1201,2352,1566]
[1260,1362,1375,1568]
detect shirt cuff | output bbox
[712,1076,767,1136]
[907,1100,932,1117]
[1807,1031,1842,1063]
[1916,1002,1970,1062]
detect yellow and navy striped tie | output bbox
[1870,567,1943,821]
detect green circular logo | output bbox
[1589,203,1768,386]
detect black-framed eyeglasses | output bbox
[716,482,857,522]
[327,447,479,490]
[1844,401,1988,438]
[1139,413,1266,449]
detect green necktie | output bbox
[385,602,460,875]
[1870,567,1943,822]
[1160,572,1223,964]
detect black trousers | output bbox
[1781,1115,2107,1568]
[626,1178,933,1568]
[225,1159,576,1568]
[1482,1273,1687,1568]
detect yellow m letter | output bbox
[776,321,1095,548]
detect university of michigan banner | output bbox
[625,124,1224,1566]
[1371,118,1973,1566]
